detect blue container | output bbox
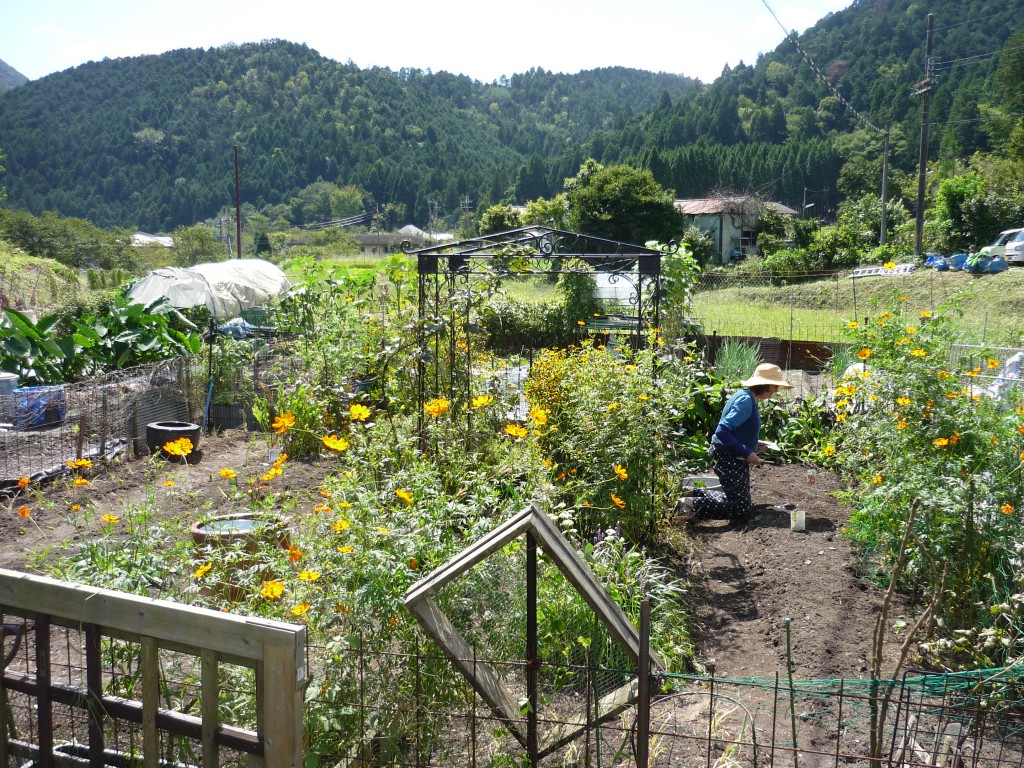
[15,385,67,430]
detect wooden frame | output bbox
[404,504,664,757]
[0,569,305,768]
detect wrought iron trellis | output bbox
[408,226,668,420]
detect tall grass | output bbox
[711,340,763,384]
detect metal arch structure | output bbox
[407,226,672,419]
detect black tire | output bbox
[146,421,201,455]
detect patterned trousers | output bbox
[691,442,752,522]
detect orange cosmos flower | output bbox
[272,413,295,434]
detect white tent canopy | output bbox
[125,259,290,318]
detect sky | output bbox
[1,0,853,86]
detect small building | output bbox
[674,197,797,265]
[354,232,424,257]
[131,231,174,248]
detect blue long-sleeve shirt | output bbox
[711,388,761,459]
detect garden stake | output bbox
[526,531,538,766]
[785,618,799,768]
[706,670,714,768]
[636,598,651,768]
[770,672,779,768]
[470,643,477,768]
[414,634,421,768]
[833,679,843,768]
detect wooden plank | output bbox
[200,649,218,768]
[261,644,302,767]
[406,597,525,746]
[0,570,303,661]
[141,637,159,768]
[35,615,53,768]
[85,624,105,767]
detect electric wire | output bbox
[758,0,884,133]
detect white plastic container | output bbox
[790,509,806,532]
[0,372,18,395]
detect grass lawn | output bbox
[692,266,1024,346]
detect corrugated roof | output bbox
[674,197,797,216]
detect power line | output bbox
[934,7,1017,32]
[758,0,884,133]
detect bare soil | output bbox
[0,429,913,683]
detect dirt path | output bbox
[684,462,913,681]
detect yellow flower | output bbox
[896,397,911,406]
[823,445,835,457]
[313,503,331,514]
[529,407,549,425]
[349,403,371,422]
[966,367,981,377]
[396,488,414,504]
[606,402,620,411]
[614,464,628,481]
[906,326,917,334]
[988,358,1001,369]
[298,570,320,582]
[194,563,212,579]
[836,413,846,422]
[291,602,311,617]
[883,261,896,270]
[337,545,354,553]
[920,310,933,318]
[1001,503,1014,516]
[471,394,494,409]
[897,420,907,430]
[933,437,950,447]
[323,434,350,452]
[219,468,236,479]
[17,476,30,489]
[880,312,891,320]
[900,295,908,302]
[163,437,193,457]
[163,480,175,488]
[910,349,927,357]
[260,467,282,482]
[338,500,352,508]
[577,320,586,326]
[423,397,450,417]
[73,477,90,487]
[857,348,872,360]
[610,492,626,509]
[66,458,92,469]
[377,526,391,536]
[101,513,120,524]
[872,475,883,485]
[18,505,30,519]
[332,518,351,532]
[847,321,859,329]
[272,413,295,434]
[504,423,528,439]
[69,503,81,511]
[260,580,285,599]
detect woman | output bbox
[678,363,792,524]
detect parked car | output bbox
[1003,229,1024,265]
[982,228,1024,259]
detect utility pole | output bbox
[914,14,934,256]
[880,123,891,245]
[234,145,243,259]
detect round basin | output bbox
[190,512,291,550]
[146,420,201,458]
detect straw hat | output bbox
[741,363,793,389]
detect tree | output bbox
[564,160,684,244]
[0,146,6,204]
[478,204,522,235]
[523,195,568,229]
[995,29,1024,116]
[172,224,221,266]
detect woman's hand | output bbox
[746,452,766,465]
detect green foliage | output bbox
[478,204,522,234]
[829,292,1024,665]
[565,160,685,244]
[712,340,762,385]
[171,224,220,266]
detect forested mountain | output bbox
[0,42,696,231]
[0,59,28,93]
[595,0,1024,215]
[0,0,1022,232]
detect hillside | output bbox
[0,43,696,231]
[0,57,28,93]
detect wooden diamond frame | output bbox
[404,503,664,756]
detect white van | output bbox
[1003,229,1024,265]
[982,228,1024,258]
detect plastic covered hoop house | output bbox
[125,259,290,318]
